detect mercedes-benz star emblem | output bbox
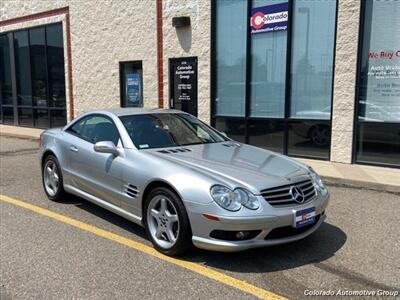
[290,186,305,203]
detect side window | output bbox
[67,117,88,137]
[67,115,120,145]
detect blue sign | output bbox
[251,2,288,34]
[126,73,141,105]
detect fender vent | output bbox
[124,184,139,198]
[157,148,192,154]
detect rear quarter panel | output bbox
[40,129,71,183]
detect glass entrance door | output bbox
[169,57,198,117]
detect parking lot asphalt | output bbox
[0,136,399,299]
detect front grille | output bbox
[260,179,316,207]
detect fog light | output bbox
[210,230,261,241]
[236,231,249,240]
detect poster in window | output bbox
[250,2,288,34]
[359,1,400,122]
[125,73,141,106]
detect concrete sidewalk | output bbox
[0,124,42,140]
[1,124,399,193]
[297,158,400,194]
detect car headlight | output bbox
[210,185,260,211]
[309,168,328,196]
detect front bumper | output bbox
[186,193,329,252]
[192,214,325,252]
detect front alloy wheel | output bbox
[145,187,192,256]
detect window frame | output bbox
[210,0,338,161]
[65,113,122,146]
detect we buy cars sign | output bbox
[250,2,288,34]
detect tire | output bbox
[144,187,192,256]
[42,154,68,202]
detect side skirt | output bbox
[64,184,143,227]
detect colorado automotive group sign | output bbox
[251,2,288,34]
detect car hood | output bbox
[145,142,311,194]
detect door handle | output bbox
[69,145,79,152]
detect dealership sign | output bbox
[251,2,288,34]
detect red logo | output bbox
[251,12,265,30]
[301,214,307,221]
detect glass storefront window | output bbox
[215,0,247,117]
[14,30,32,106]
[18,108,33,127]
[214,117,246,143]
[213,0,337,161]
[2,107,14,125]
[35,109,49,128]
[358,1,400,123]
[51,110,67,128]
[0,24,67,128]
[247,119,284,153]
[47,24,66,108]
[250,0,287,118]
[0,35,13,106]
[357,123,399,165]
[290,0,336,119]
[30,27,48,107]
[356,0,400,167]
[288,120,330,159]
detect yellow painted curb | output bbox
[0,194,288,300]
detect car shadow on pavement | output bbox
[68,196,346,273]
[66,195,148,240]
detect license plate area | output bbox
[293,207,316,228]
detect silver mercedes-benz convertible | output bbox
[39,108,329,255]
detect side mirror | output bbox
[220,131,228,138]
[94,141,120,156]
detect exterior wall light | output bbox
[172,16,191,27]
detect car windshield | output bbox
[119,113,227,149]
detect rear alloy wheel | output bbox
[145,187,192,256]
[42,155,67,202]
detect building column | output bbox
[330,0,361,163]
